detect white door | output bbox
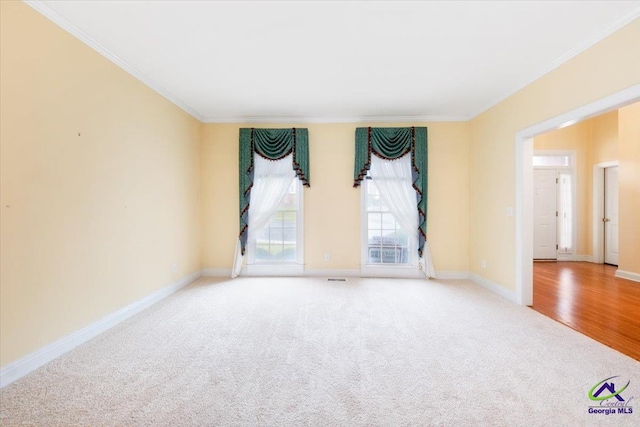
[604,166,619,265]
[533,169,558,259]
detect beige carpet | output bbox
[1,277,639,426]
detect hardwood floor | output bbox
[532,262,640,361]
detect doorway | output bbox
[532,152,575,261]
[515,84,640,306]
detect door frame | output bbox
[515,83,640,306]
[592,161,619,264]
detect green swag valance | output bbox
[239,128,310,255]
[353,126,428,256]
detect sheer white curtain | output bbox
[232,154,296,278]
[369,153,436,278]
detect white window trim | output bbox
[360,177,420,278]
[245,178,304,276]
[533,150,577,259]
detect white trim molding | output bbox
[360,265,424,279]
[556,254,594,263]
[243,264,304,277]
[202,267,468,280]
[615,270,640,283]
[470,273,518,304]
[515,83,640,306]
[0,270,201,388]
[304,269,361,278]
[203,115,469,124]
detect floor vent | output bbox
[327,278,347,282]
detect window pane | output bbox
[533,155,569,167]
[558,173,573,253]
[281,244,296,261]
[368,213,382,230]
[382,213,395,230]
[367,194,382,211]
[368,229,382,246]
[282,227,296,242]
[380,247,399,264]
[281,182,298,209]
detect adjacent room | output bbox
[1,1,639,425]
[531,105,640,360]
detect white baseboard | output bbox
[201,268,232,277]
[202,267,361,278]
[202,267,470,280]
[0,270,201,388]
[615,269,640,283]
[244,264,304,277]
[360,265,424,279]
[435,271,470,280]
[304,269,361,277]
[469,273,518,304]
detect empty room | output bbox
[1,1,639,425]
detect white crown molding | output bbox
[470,6,640,119]
[24,0,205,122]
[202,115,470,124]
[0,270,201,388]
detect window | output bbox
[557,173,573,253]
[249,178,303,265]
[363,177,414,266]
[533,155,570,167]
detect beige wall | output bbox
[591,111,619,164]
[202,122,470,273]
[0,2,202,367]
[618,102,640,275]
[470,18,640,290]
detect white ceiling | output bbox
[28,1,640,123]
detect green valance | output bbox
[238,128,310,255]
[353,127,428,256]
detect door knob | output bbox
[603,218,610,222]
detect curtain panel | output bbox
[238,128,310,256]
[353,127,428,256]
